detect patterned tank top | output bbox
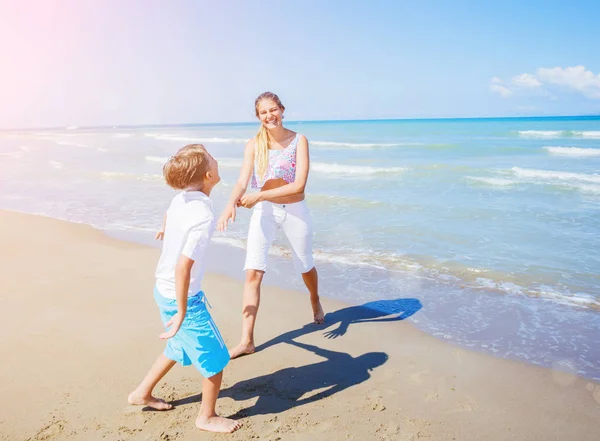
[250,133,300,189]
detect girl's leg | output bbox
[302,266,325,324]
[195,371,242,433]
[231,203,277,358]
[281,202,325,324]
[128,353,176,410]
[230,269,264,358]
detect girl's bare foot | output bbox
[196,415,242,433]
[229,342,256,359]
[312,300,325,324]
[127,391,172,410]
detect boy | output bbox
[128,144,241,434]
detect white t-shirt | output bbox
[155,191,215,299]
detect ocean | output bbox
[1,116,599,379]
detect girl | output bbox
[217,92,324,359]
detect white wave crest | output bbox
[311,140,414,148]
[570,184,600,195]
[211,236,247,249]
[466,176,517,187]
[49,160,63,169]
[145,156,243,168]
[217,158,244,168]
[519,130,600,139]
[311,162,407,175]
[511,167,600,184]
[572,131,600,138]
[145,155,169,163]
[0,151,22,158]
[518,130,564,138]
[144,134,248,144]
[544,147,600,157]
[100,171,163,182]
[56,141,90,148]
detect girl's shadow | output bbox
[257,297,422,352]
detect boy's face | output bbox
[205,153,220,186]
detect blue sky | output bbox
[1,0,599,128]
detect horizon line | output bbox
[2,113,600,132]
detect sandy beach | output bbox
[1,209,599,441]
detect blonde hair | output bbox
[254,91,285,179]
[163,144,209,190]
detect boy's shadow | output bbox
[219,340,388,418]
[169,298,421,414]
[256,297,422,352]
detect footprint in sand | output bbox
[445,395,479,414]
[31,419,67,441]
[378,417,431,441]
[593,385,600,405]
[409,370,430,385]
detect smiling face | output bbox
[256,98,284,130]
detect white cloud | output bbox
[512,73,542,88]
[490,65,600,100]
[536,66,600,99]
[490,83,513,97]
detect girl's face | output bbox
[257,99,283,129]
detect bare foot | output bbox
[312,300,325,324]
[127,391,172,410]
[229,342,255,359]
[196,415,242,433]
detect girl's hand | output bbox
[217,205,237,232]
[155,230,164,240]
[239,193,261,209]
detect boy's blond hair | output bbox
[163,144,210,190]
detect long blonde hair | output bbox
[254,92,285,179]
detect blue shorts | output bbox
[154,287,230,378]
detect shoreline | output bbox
[1,210,599,440]
[5,207,600,382]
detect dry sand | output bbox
[1,210,599,441]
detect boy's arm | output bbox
[217,139,255,232]
[159,255,193,339]
[159,215,212,339]
[156,213,167,240]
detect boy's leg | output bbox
[195,371,242,433]
[128,353,176,410]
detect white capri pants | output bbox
[244,200,315,274]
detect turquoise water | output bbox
[1,116,599,379]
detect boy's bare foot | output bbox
[312,300,325,324]
[127,391,172,410]
[196,415,242,433]
[229,342,255,359]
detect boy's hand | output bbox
[217,205,237,232]
[159,312,184,339]
[155,230,164,240]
